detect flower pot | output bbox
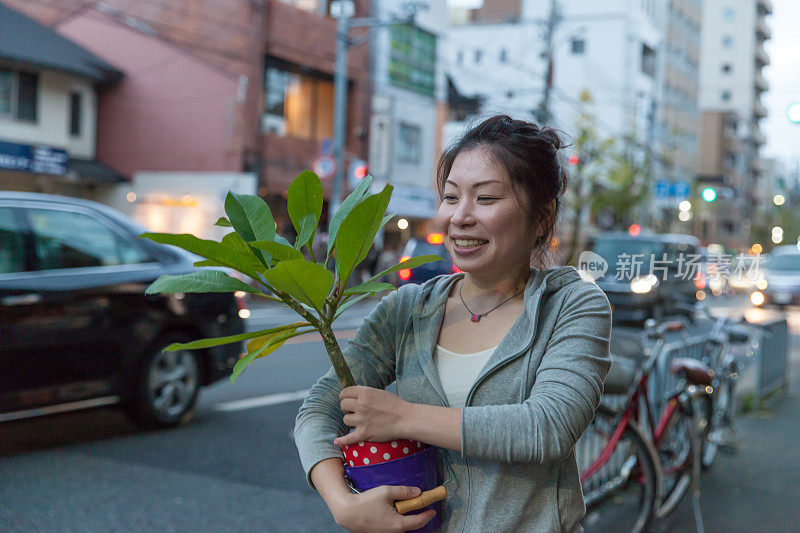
[343,443,442,533]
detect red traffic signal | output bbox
[568,154,580,166]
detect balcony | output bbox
[755,45,770,67]
[752,128,767,146]
[758,0,773,16]
[754,98,768,119]
[755,71,769,93]
[756,18,772,41]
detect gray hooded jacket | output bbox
[294,266,612,532]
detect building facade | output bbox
[0,4,123,196]
[698,0,772,246]
[2,0,374,237]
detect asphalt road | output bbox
[1,295,798,532]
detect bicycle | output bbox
[580,319,715,532]
[678,301,761,469]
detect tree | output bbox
[563,90,614,266]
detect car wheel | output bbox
[126,333,201,428]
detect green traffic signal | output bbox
[701,187,717,202]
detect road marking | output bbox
[214,389,310,412]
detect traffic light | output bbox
[348,159,368,188]
[568,154,580,166]
[701,187,717,202]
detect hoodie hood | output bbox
[410,266,587,406]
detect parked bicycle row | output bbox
[577,301,771,533]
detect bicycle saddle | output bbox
[669,357,714,386]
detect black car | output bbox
[586,232,702,323]
[0,192,245,427]
[398,234,458,285]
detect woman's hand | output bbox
[334,386,414,446]
[331,485,436,533]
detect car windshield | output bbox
[591,238,665,279]
[765,254,800,271]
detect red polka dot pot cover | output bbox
[341,439,427,467]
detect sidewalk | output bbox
[656,326,800,532]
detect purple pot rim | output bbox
[342,444,435,470]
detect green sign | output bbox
[389,24,436,97]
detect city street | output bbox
[1,295,798,532]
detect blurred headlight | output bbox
[755,278,768,290]
[238,308,251,319]
[750,291,765,306]
[631,274,659,294]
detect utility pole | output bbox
[331,0,355,218]
[330,1,423,217]
[537,0,560,125]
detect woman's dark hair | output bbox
[436,115,567,267]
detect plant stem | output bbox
[319,324,356,388]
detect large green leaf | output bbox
[224,192,275,243]
[145,271,258,295]
[261,259,334,312]
[293,212,316,250]
[334,185,393,286]
[343,281,396,296]
[222,230,271,269]
[140,233,262,280]
[250,240,304,263]
[163,322,309,351]
[230,328,308,383]
[327,175,373,256]
[368,254,444,283]
[287,170,323,249]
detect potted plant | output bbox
[140,170,446,528]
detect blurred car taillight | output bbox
[399,255,411,280]
[694,271,706,290]
[427,233,444,245]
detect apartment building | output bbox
[699,0,772,245]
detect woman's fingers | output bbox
[401,509,437,530]
[383,485,421,501]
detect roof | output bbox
[0,3,122,84]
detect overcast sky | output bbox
[761,0,799,169]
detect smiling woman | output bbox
[294,115,612,532]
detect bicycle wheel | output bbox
[703,376,737,469]
[656,411,693,518]
[579,414,659,533]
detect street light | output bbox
[788,102,800,123]
[701,187,717,202]
[774,194,785,206]
[679,200,692,212]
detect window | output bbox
[69,92,82,136]
[29,209,151,270]
[571,38,586,55]
[457,50,463,65]
[499,48,508,63]
[278,0,331,14]
[722,35,733,47]
[0,68,38,122]
[641,44,656,77]
[262,63,333,141]
[474,49,483,63]
[397,122,421,163]
[722,7,735,20]
[721,90,731,102]
[721,63,732,74]
[0,208,23,274]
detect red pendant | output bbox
[471,314,480,322]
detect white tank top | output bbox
[434,344,498,408]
